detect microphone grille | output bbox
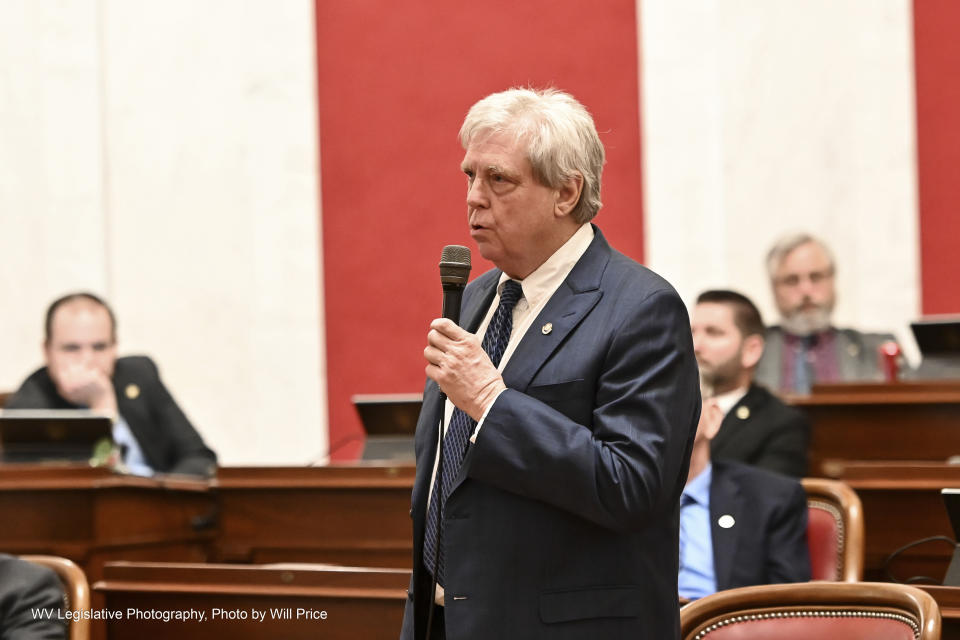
[439,245,471,285]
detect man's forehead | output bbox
[780,241,830,271]
[693,302,735,326]
[50,302,113,335]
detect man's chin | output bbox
[781,309,832,336]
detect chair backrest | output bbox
[681,582,941,640]
[21,555,90,640]
[802,477,865,581]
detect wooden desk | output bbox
[833,461,960,582]
[787,381,960,476]
[94,561,409,640]
[0,465,215,582]
[212,465,415,568]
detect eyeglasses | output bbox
[774,268,834,288]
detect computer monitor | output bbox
[352,393,421,461]
[941,488,960,585]
[911,317,960,379]
[0,409,113,464]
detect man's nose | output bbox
[79,347,95,366]
[466,179,487,208]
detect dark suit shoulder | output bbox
[5,366,69,409]
[113,355,160,378]
[714,460,801,497]
[0,554,66,639]
[742,384,806,421]
[836,327,897,346]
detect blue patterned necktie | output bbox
[423,280,524,585]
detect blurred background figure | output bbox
[756,234,899,394]
[679,383,810,602]
[6,292,217,477]
[692,290,809,477]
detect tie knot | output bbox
[499,280,523,311]
[680,493,696,508]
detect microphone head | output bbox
[439,245,471,286]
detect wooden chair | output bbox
[0,390,10,407]
[21,555,90,640]
[802,477,865,581]
[681,582,941,640]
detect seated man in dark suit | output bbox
[755,233,899,393]
[0,554,66,639]
[679,386,810,601]
[6,292,216,477]
[692,289,809,477]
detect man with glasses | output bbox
[755,233,898,393]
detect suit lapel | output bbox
[710,465,742,591]
[835,329,861,381]
[711,385,759,455]
[501,229,608,391]
[452,229,610,492]
[758,329,784,391]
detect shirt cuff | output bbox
[469,388,508,443]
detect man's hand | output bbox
[51,363,118,417]
[424,318,507,421]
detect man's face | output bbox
[772,241,835,335]
[44,302,117,381]
[691,302,745,390]
[461,132,563,279]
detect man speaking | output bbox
[400,88,700,640]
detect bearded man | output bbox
[755,234,898,393]
[692,290,808,477]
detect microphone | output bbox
[425,244,470,640]
[439,245,471,324]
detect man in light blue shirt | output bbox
[679,386,810,600]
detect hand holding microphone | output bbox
[424,246,506,421]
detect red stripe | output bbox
[314,0,646,459]
[914,0,960,314]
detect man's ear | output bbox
[741,334,764,370]
[555,172,584,218]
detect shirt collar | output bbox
[497,223,594,305]
[713,387,748,416]
[683,462,712,506]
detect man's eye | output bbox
[491,174,505,182]
[93,343,110,351]
[60,345,80,353]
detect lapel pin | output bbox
[541,322,553,335]
[718,514,736,529]
[125,383,141,400]
[735,406,750,420]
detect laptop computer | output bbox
[0,409,113,464]
[352,393,422,461]
[911,316,960,379]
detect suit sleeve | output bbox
[0,558,66,640]
[765,481,812,584]
[4,371,61,410]
[142,358,217,477]
[466,287,700,532]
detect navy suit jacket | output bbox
[710,384,809,477]
[401,228,701,640]
[7,355,217,477]
[709,461,810,591]
[0,554,65,639]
